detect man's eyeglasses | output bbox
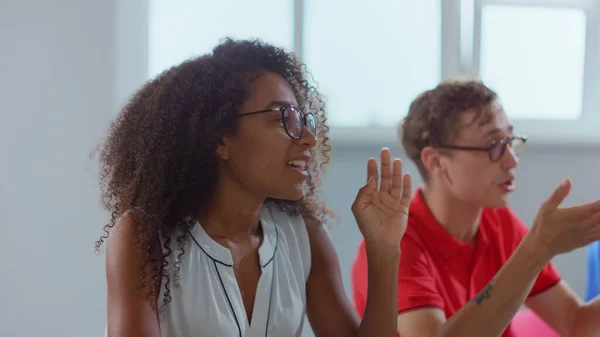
[438,135,528,162]
[238,104,317,140]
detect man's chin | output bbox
[483,195,510,209]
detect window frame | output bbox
[294,0,451,147]
[322,0,600,147]
[455,0,600,147]
[138,0,600,147]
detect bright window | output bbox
[303,0,442,127]
[144,0,600,143]
[148,0,294,78]
[479,5,587,120]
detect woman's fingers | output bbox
[379,148,392,193]
[367,157,378,185]
[400,173,412,208]
[390,159,404,199]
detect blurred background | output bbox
[1,0,599,336]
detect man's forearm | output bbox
[437,235,551,337]
[358,242,401,337]
[572,295,600,337]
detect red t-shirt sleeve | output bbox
[351,241,368,317]
[504,208,562,296]
[397,235,445,314]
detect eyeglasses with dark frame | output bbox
[238,104,317,140]
[438,135,528,162]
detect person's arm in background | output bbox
[586,241,600,301]
[525,280,600,337]
[524,239,600,337]
[397,179,600,337]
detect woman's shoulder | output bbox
[106,212,161,269]
[107,212,139,254]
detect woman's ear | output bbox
[216,146,229,160]
[216,137,231,161]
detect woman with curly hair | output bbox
[97,38,412,337]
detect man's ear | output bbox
[421,146,443,179]
[422,146,454,184]
[421,146,449,178]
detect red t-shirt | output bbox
[351,188,561,337]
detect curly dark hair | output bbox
[94,38,332,311]
[399,79,498,181]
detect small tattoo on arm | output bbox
[474,284,493,305]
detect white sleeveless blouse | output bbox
[154,204,312,337]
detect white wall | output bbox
[0,1,113,336]
[1,1,598,337]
